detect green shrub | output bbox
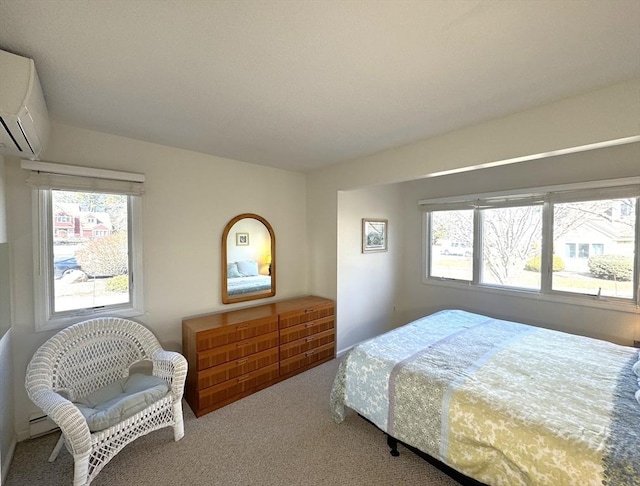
[588,255,633,281]
[524,254,565,272]
[105,275,129,293]
[76,232,128,277]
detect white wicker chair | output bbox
[25,317,188,486]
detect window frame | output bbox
[32,188,144,331]
[23,160,146,332]
[426,209,475,282]
[422,178,640,313]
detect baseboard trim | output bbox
[16,429,30,442]
[1,437,17,484]
[28,414,59,438]
[337,342,357,357]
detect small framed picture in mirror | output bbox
[362,219,387,253]
[236,232,249,246]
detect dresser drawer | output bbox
[197,363,279,411]
[197,348,279,389]
[195,317,278,351]
[196,331,278,371]
[279,328,335,360]
[279,342,335,375]
[279,302,335,329]
[279,315,334,344]
[183,296,335,417]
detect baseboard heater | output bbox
[29,414,59,438]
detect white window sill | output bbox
[422,277,640,315]
[36,304,145,332]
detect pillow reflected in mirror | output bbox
[237,260,259,277]
[227,262,243,279]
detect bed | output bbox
[226,260,271,296]
[330,309,640,486]
[227,275,271,296]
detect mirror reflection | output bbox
[222,213,275,304]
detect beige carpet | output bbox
[6,359,462,485]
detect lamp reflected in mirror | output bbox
[221,213,275,304]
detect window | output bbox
[480,205,542,290]
[552,198,636,299]
[421,178,639,309]
[51,190,130,313]
[578,243,590,258]
[428,210,473,281]
[22,160,145,331]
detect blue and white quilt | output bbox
[331,310,640,486]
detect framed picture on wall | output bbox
[362,218,387,253]
[236,232,249,246]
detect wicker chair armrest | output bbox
[29,389,92,456]
[151,350,188,399]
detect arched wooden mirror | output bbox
[222,213,276,304]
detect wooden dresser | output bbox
[182,295,335,417]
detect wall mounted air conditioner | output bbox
[0,49,50,159]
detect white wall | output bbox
[6,122,308,439]
[336,184,404,354]
[0,154,16,484]
[0,331,14,485]
[399,142,640,346]
[308,79,640,352]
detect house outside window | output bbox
[552,198,635,298]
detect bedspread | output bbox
[226,275,271,296]
[330,310,640,486]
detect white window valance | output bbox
[418,177,640,212]
[21,160,145,196]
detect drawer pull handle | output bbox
[237,324,249,331]
[305,350,315,357]
[305,322,314,328]
[236,358,248,366]
[304,308,314,313]
[306,337,314,342]
[237,375,251,383]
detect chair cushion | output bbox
[73,374,170,432]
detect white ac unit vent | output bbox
[0,49,50,159]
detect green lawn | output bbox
[431,256,633,298]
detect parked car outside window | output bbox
[53,257,82,279]
[440,241,472,257]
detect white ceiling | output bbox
[1,1,639,172]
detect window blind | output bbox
[419,177,639,212]
[21,160,145,196]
